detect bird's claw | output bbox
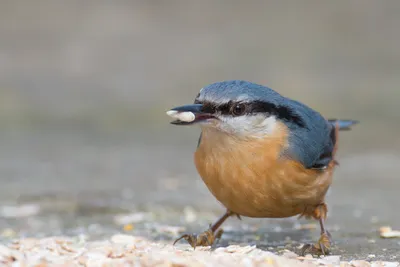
[300,231,332,256]
[173,226,224,249]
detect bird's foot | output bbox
[300,231,332,256]
[173,226,224,249]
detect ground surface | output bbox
[1,235,399,266]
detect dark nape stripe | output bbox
[248,101,306,128]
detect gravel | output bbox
[0,235,398,267]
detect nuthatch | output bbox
[166,80,358,255]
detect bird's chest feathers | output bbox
[194,127,332,218]
[195,128,286,179]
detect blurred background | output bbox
[0,0,399,259]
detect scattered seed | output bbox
[123,224,134,231]
[349,260,371,267]
[379,226,400,238]
[0,234,396,266]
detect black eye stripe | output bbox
[249,101,305,127]
[197,101,228,114]
[218,103,231,114]
[200,103,217,114]
[196,100,304,127]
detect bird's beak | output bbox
[166,104,214,125]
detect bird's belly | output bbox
[194,148,333,218]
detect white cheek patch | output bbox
[166,110,196,122]
[218,115,278,137]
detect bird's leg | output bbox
[300,203,332,256]
[173,210,237,249]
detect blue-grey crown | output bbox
[196,80,284,105]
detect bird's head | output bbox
[166,80,306,139]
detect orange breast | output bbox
[194,125,335,218]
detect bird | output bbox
[166,80,358,255]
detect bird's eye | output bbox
[232,103,246,116]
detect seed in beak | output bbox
[166,110,196,122]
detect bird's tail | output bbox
[328,119,358,163]
[328,119,359,131]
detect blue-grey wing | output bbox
[286,117,358,169]
[281,99,336,170]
